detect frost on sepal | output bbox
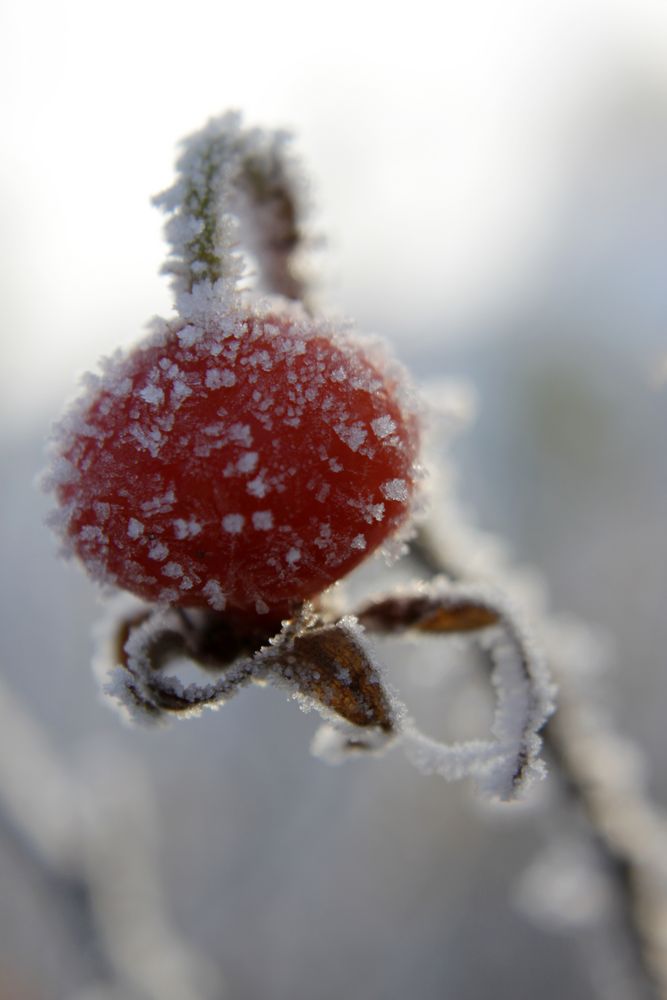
[155,110,309,308]
[311,720,396,764]
[93,597,256,725]
[357,578,556,801]
[93,600,398,740]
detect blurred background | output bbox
[1,0,667,997]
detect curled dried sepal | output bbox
[94,580,553,801]
[98,601,257,723]
[95,599,397,739]
[356,578,555,800]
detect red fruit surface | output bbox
[50,311,420,620]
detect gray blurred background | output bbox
[2,1,667,997]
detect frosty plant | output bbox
[45,112,553,800]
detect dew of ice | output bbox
[141,490,176,516]
[203,579,226,611]
[222,513,245,534]
[173,517,202,539]
[205,368,236,389]
[228,423,253,446]
[127,518,144,539]
[371,415,396,439]
[368,503,385,522]
[237,451,258,474]
[286,547,301,565]
[79,525,106,544]
[252,510,273,531]
[334,422,367,452]
[351,534,367,551]
[247,475,268,498]
[129,423,163,456]
[176,324,203,347]
[172,380,192,400]
[139,384,164,406]
[93,502,110,522]
[255,599,270,615]
[162,562,183,579]
[381,479,408,502]
[148,541,169,561]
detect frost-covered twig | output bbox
[411,461,667,1000]
[0,674,221,999]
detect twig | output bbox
[411,508,667,1000]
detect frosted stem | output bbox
[410,513,667,1000]
[155,111,307,301]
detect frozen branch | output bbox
[410,459,667,1000]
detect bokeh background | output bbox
[2,1,667,997]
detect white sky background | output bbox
[2,0,667,423]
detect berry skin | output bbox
[50,310,420,622]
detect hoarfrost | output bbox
[162,562,183,579]
[205,368,236,389]
[148,542,169,561]
[176,324,204,347]
[127,518,144,539]
[141,490,176,516]
[247,475,269,498]
[222,513,244,534]
[334,422,367,452]
[252,510,273,530]
[203,579,226,611]
[381,479,408,502]
[371,415,396,439]
[139,384,164,406]
[227,423,253,446]
[357,578,555,801]
[93,501,110,522]
[173,517,202,539]
[237,451,258,473]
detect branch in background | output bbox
[0,675,222,1000]
[411,460,667,1000]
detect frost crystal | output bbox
[381,479,408,502]
[222,514,245,534]
[252,510,273,531]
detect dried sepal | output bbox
[97,601,258,723]
[357,583,499,634]
[356,578,555,800]
[96,600,396,745]
[269,616,395,732]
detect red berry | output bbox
[49,310,420,621]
